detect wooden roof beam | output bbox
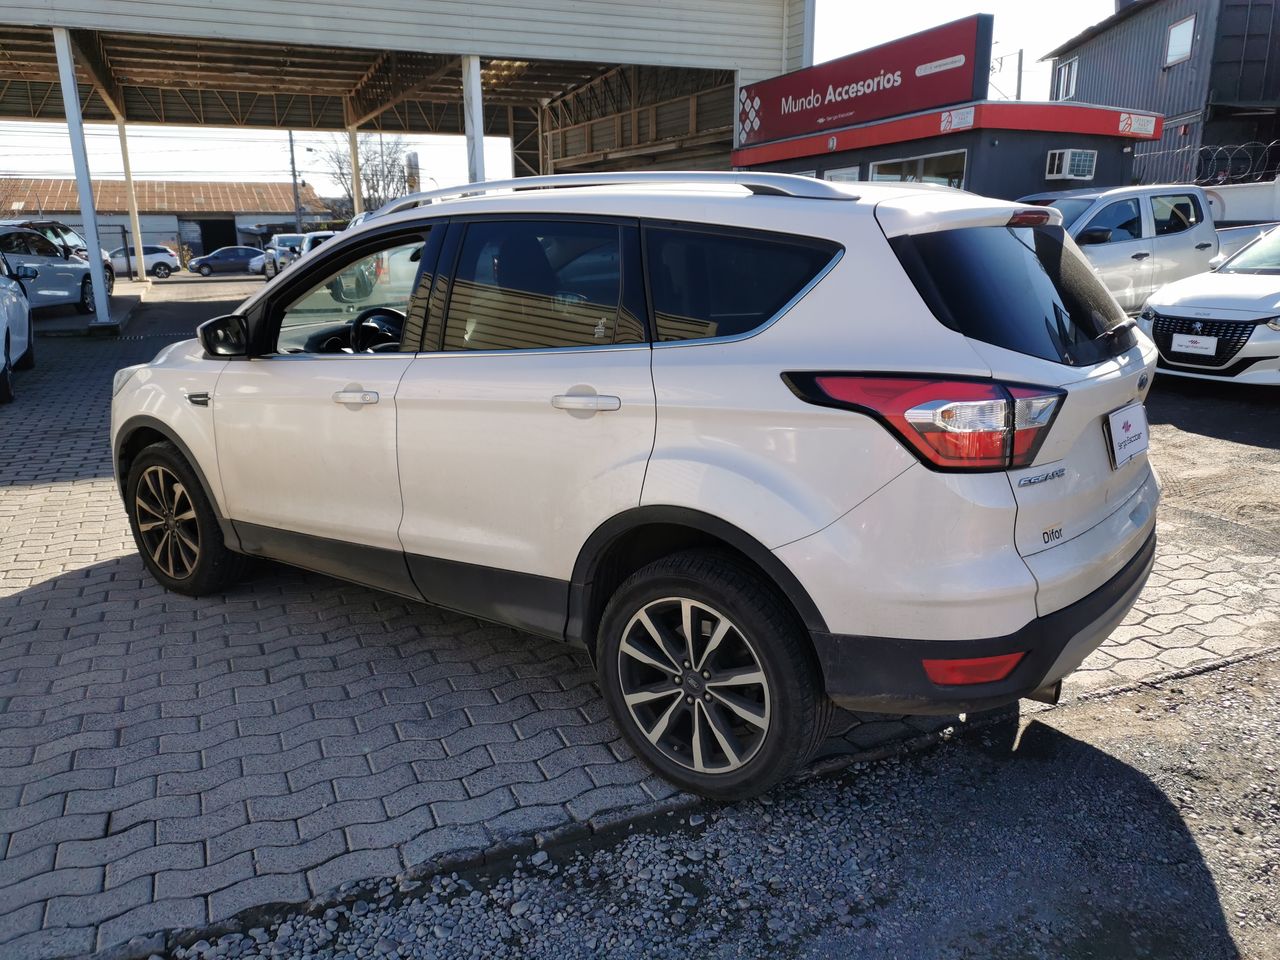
[67,29,125,120]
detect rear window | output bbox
[646,227,839,342]
[890,224,1133,366]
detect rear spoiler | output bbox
[875,193,1063,239]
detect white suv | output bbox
[110,173,1160,800]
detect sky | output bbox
[0,1,1117,199]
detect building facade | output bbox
[1,178,329,256]
[733,16,1163,200]
[1045,0,1280,184]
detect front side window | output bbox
[1081,199,1144,243]
[1166,16,1195,66]
[646,227,839,342]
[1054,58,1078,100]
[276,235,429,354]
[1152,194,1202,235]
[444,220,635,351]
[25,234,62,258]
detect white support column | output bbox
[461,54,486,184]
[348,126,364,214]
[117,119,146,282]
[53,27,112,326]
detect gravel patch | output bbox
[157,651,1280,960]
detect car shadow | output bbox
[802,714,1239,958]
[1146,374,1280,449]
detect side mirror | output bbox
[197,313,249,357]
[15,265,39,281]
[1076,226,1113,246]
[1208,252,1227,271]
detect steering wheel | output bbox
[349,307,406,352]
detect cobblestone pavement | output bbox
[1,297,1277,958]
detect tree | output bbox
[0,177,41,218]
[318,133,413,219]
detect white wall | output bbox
[13,0,797,84]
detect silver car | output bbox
[0,226,98,314]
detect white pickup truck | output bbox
[1020,184,1276,314]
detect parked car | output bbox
[187,246,262,276]
[111,172,1159,800]
[1020,185,1223,314]
[0,217,115,294]
[109,244,181,279]
[1137,225,1280,383]
[263,230,335,277]
[248,252,266,275]
[0,226,98,314]
[0,251,38,402]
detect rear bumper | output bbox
[812,529,1156,715]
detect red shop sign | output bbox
[738,14,993,146]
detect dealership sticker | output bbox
[1119,112,1157,136]
[940,106,975,132]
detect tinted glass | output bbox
[25,234,62,257]
[444,220,625,351]
[890,225,1133,367]
[646,227,838,342]
[1027,198,1093,229]
[1152,194,1201,235]
[144,246,165,255]
[1220,227,1280,274]
[0,233,23,255]
[1082,199,1143,242]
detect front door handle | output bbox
[551,394,621,412]
[333,390,379,405]
[1130,252,1151,260]
[1195,242,1214,250]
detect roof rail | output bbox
[371,171,857,217]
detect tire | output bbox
[13,313,34,370]
[0,334,14,404]
[152,263,172,279]
[597,549,831,800]
[104,265,115,296]
[199,264,213,277]
[125,441,251,596]
[75,276,95,315]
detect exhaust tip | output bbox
[1025,680,1062,705]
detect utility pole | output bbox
[288,130,303,231]
[1016,48,1024,101]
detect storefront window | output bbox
[824,165,861,182]
[870,151,965,188]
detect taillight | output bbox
[1007,209,1052,227]
[783,374,1065,471]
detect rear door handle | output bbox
[333,390,379,404]
[1130,252,1151,260]
[551,394,621,412]
[1195,242,1213,250]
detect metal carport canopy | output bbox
[0,27,740,326]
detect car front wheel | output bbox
[153,263,172,279]
[597,550,831,800]
[125,442,250,596]
[198,264,213,277]
[75,276,95,314]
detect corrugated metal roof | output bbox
[0,178,327,215]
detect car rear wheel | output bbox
[198,264,213,277]
[75,276,95,314]
[597,550,831,800]
[152,263,171,279]
[125,442,250,596]
[13,313,34,370]
[0,334,14,403]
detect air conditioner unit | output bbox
[1045,148,1098,181]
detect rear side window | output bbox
[890,225,1133,367]
[1152,194,1202,235]
[645,227,838,342]
[444,220,636,351]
